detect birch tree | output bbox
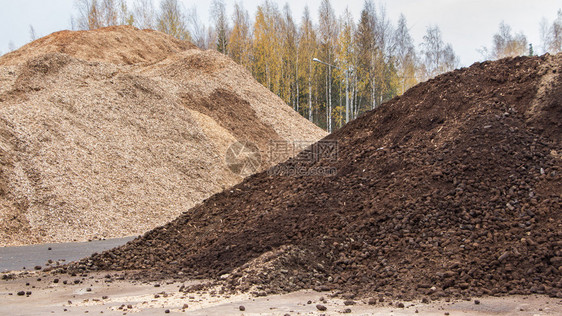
[252,2,281,92]
[117,0,132,25]
[157,0,190,41]
[394,14,416,95]
[101,0,118,26]
[63,0,447,131]
[420,25,458,79]
[133,0,156,29]
[229,2,252,67]
[336,8,356,124]
[541,9,562,53]
[29,25,37,41]
[373,4,396,108]
[74,0,94,30]
[489,22,528,59]
[297,6,318,122]
[187,6,209,49]
[280,4,298,109]
[355,1,375,114]
[211,0,230,54]
[74,0,130,29]
[318,0,338,132]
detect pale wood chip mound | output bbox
[0,26,326,246]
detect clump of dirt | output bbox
[0,26,326,246]
[72,53,561,300]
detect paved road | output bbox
[0,237,136,272]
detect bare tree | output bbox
[487,21,528,59]
[372,3,396,107]
[101,0,118,26]
[74,0,130,30]
[421,25,443,76]
[551,9,562,53]
[74,0,99,30]
[75,0,90,30]
[70,15,77,30]
[117,0,132,25]
[541,9,562,54]
[207,25,217,51]
[374,4,393,58]
[420,25,458,79]
[186,6,208,48]
[394,14,416,94]
[540,17,550,54]
[157,0,190,40]
[74,0,105,29]
[133,0,155,29]
[8,41,16,52]
[29,25,37,42]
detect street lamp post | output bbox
[345,69,349,123]
[313,58,350,126]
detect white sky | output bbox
[0,0,560,66]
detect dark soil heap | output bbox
[71,54,562,300]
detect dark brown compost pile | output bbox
[69,54,562,300]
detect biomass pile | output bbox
[74,53,562,300]
[0,26,195,66]
[0,26,326,246]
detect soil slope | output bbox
[0,26,326,246]
[76,53,561,300]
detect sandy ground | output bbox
[0,272,560,315]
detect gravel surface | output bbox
[1,273,560,315]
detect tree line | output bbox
[67,1,562,131]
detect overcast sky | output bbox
[0,0,560,66]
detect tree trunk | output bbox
[295,52,299,113]
[328,64,332,133]
[308,82,313,122]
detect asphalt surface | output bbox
[0,237,135,272]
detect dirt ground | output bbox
[0,272,560,315]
